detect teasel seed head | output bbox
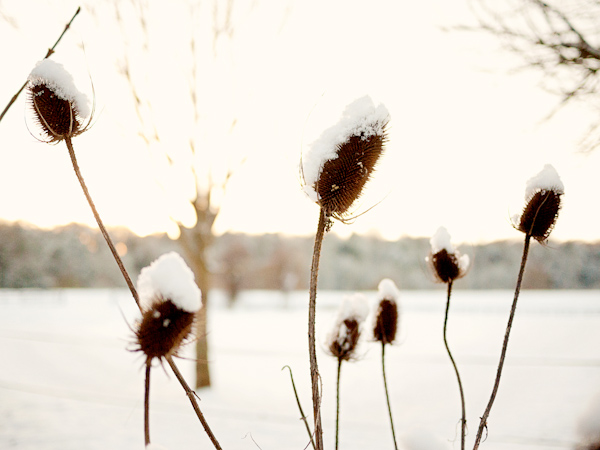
[514,164,564,243]
[302,96,390,220]
[373,278,400,345]
[326,293,369,361]
[26,59,91,143]
[134,252,202,363]
[427,227,469,284]
[136,298,196,363]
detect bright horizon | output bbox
[1,0,600,246]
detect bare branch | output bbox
[0,6,81,124]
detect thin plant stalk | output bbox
[443,280,466,450]
[472,234,532,450]
[381,342,399,450]
[308,207,328,450]
[144,363,151,446]
[335,357,342,450]
[282,365,316,450]
[64,136,140,308]
[64,137,223,450]
[0,7,81,124]
[166,356,223,450]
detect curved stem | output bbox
[166,356,222,450]
[308,207,328,450]
[381,343,399,450]
[443,280,466,450]
[472,234,532,449]
[144,363,151,446]
[335,358,342,450]
[65,137,141,309]
[282,365,316,450]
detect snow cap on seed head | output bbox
[513,164,564,243]
[373,278,400,345]
[427,227,469,284]
[302,95,389,219]
[137,252,201,313]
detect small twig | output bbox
[443,280,466,450]
[282,365,316,450]
[381,343,399,450]
[0,6,81,124]
[144,362,151,446]
[308,207,328,450]
[166,355,223,450]
[472,234,532,449]
[65,136,141,309]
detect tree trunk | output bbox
[177,223,213,389]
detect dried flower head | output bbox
[326,293,369,361]
[134,252,202,363]
[302,96,390,220]
[27,59,91,143]
[427,227,469,284]
[373,278,399,345]
[514,164,564,243]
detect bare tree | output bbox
[465,0,600,149]
[112,0,248,388]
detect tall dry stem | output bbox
[308,207,328,450]
[472,234,531,449]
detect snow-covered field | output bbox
[0,288,599,450]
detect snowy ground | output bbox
[0,288,599,450]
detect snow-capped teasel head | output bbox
[326,293,369,361]
[27,59,92,143]
[427,227,469,284]
[137,251,202,313]
[514,164,564,243]
[135,252,201,363]
[373,278,400,345]
[301,95,390,219]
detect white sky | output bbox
[1,0,599,244]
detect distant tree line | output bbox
[0,221,598,295]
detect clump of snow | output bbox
[302,95,390,201]
[137,252,202,313]
[429,227,470,272]
[430,227,455,254]
[524,164,564,200]
[335,292,370,324]
[378,278,400,301]
[28,59,91,119]
[576,392,600,448]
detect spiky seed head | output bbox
[26,59,90,143]
[328,318,361,361]
[517,189,562,243]
[427,227,469,284]
[430,249,463,283]
[515,165,564,243]
[135,298,196,363]
[316,129,387,218]
[301,96,390,220]
[373,298,398,345]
